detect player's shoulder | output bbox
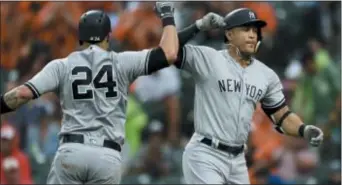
[184,44,220,55]
[45,57,68,68]
[252,58,279,78]
[184,44,218,51]
[116,49,151,58]
[114,49,152,66]
[253,58,275,73]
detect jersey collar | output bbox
[88,45,107,52]
[225,50,255,68]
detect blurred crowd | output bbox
[0,1,341,184]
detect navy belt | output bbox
[62,134,121,152]
[200,138,244,156]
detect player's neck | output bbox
[227,48,251,68]
[82,41,109,51]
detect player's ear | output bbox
[226,30,233,42]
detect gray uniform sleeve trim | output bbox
[262,97,285,109]
[174,46,187,69]
[24,82,40,99]
[144,50,151,75]
[180,47,186,69]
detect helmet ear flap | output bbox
[255,41,261,53]
[255,28,262,52]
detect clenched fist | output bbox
[196,12,226,31]
[154,1,175,20]
[303,125,324,147]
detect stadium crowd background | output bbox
[0,1,341,184]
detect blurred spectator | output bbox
[1,157,33,184]
[0,124,33,184]
[291,48,340,127]
[29,2,81,59]
[307,38,334,70]
[294,150,319,184]
[26,95,60,183]
[132,65,182,147]
[126,120,171,182]
[320,160,341,185]
[113,1,182,148]
[112,2,162,51]
[247,105,284,184]
[320,95,341,162]
[272,137,316,183]
[121,94,149,174]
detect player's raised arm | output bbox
[261,70,324,147]
[1,60,65,114]
[155,2,179,64]
[173,13,225,73]
[118,2,180,83]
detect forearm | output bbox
[272,105,323,147]
[273,106,305,137]
[281,113,305,137]
[178,23,200,47]
[159,19,179,63]
[1,85,33,114]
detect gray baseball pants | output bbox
[182,133,250,184]
[47,142,122,184]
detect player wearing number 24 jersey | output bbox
[0,2,179,184]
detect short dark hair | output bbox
[300,49,315,66]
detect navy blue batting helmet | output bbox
[223,8,267,43]
[78,10,111,43]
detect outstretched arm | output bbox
[1,85,34,113]
[262,71,323,147]
[1,60,64,115]
[271,106,323,147]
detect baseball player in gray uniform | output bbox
[0,2,179,184]
[171,8,325,184]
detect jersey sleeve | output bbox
[174,44,213,78]
[117,49,152,83]
[25,59,65,98]
[261,70,286,115]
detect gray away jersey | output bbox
[177,44,285,145]
[25,45,151,145]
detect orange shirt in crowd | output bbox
[113,4,162,51]
[241,2,278,37]
[82,2,123,13]
[0,123,33,184]
[30,2,83,59]
[248,104,284,184]
[113,3,163,91]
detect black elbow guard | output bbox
[0,95,13,114]
[147,47,169,74]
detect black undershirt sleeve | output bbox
[175,23,200,68]
[147,23,200,73]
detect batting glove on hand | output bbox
[303,125,324,147]
[196,12,226,31]
[154,1,175,20]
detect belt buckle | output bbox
[89,138,97,145]
[86,136,102,147]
